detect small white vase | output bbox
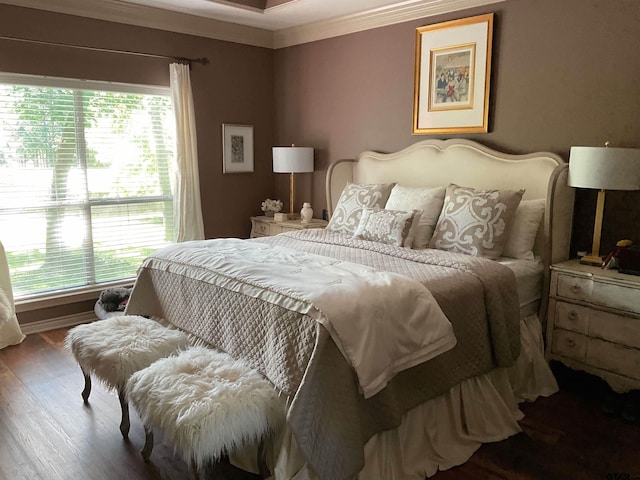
[300,202,313,223]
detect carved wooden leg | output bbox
[118,387,130,439]
[81,369,91,404]
[190,458,200,480]
[257,439,270,479]
[141,425,154,461]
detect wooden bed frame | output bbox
[326,138,575,326]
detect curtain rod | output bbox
[0,35,209,66]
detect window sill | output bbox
[15,279,134,313]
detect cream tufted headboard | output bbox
[326,139,575,322]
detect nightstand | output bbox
[546,259,640,393]
[250,216,328,239]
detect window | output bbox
[0,73,175,299]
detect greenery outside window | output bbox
[0,73,175,299]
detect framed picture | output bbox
[222,124,254,173]
[412,13,494,134]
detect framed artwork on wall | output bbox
[222,124,254,173]
[412,13,494,135]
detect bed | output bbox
[125,138,575,480]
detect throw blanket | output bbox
[135,238,456,398]
[127,229,521,480]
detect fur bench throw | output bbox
[127,346,284,468]
[65,315,189,390]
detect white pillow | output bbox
[384,185,446,249]
[327,183,395,236]
[502,198,545,261]
[353,208,419,247]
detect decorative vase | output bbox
[264,211,275,217]
[300,202,313,223]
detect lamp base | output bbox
[579,253,604,266]
[287,213,300,220]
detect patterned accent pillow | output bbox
[385,185,446,249]
[327,182,395,236]
[353,208,419,247]
[429,184,524,260]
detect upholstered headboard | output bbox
[326,139,575,321]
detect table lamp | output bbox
[273,145,314,219]
[568,144,640,266]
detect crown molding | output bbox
[1,0,504,50]
[0,0,275,48]
[273,0,506,48]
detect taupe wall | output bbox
[0,4,275,324]
[4,0,640,324]
[274,0,640,256]
[0,4,275,241]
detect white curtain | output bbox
[170,63,205,242]
[0,241,25,349]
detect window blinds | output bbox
[0,73,175,298]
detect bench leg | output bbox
[141,425,154,462]
[190,458,201,480]
[257,440,270,479]
[81,369,91,403]
[118,387,130,439]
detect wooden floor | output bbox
[1,328,639,480]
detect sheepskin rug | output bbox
[127,346,284,468]
[65,315,190,390]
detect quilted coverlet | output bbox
[126,229,521,480]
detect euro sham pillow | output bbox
[502,198,546,261]
[384,185,446,249]
[327,182,395,236]
[353,208,420,247]
[429,184,524,260]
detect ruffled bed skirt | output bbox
[235,313,558,480]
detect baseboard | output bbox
[20,311,97,335]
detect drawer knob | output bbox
[571,284,581,294]
[567,310,578,321]
[566,337,575,348]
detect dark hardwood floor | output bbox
[1,328,639,480]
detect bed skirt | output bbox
[233,313,558,480]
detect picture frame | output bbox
[222,124,254,173]
[412,13,494,135]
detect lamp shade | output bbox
[568,146,640,191]
[273,146,314,173]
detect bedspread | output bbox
[126,229,520,480]
[128,238,455,398]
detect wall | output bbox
[274,0,640,256]
[0,4,275,324]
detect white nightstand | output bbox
[546,259,640,393]
[250,216,328,239]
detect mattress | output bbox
[497,257,544,316]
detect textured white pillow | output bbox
[327,183,395,236]
[384,185,446,249]
[353,208,419,247]
[429,184,524,260]
[502,198,545,261]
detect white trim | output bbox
[15,280,134,313]
[0,0,274,49]
[274,0,505,48]
[20,311,97,335]
[1,0,504,49]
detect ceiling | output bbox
[2,0,505,48]
[119,0,417,31]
